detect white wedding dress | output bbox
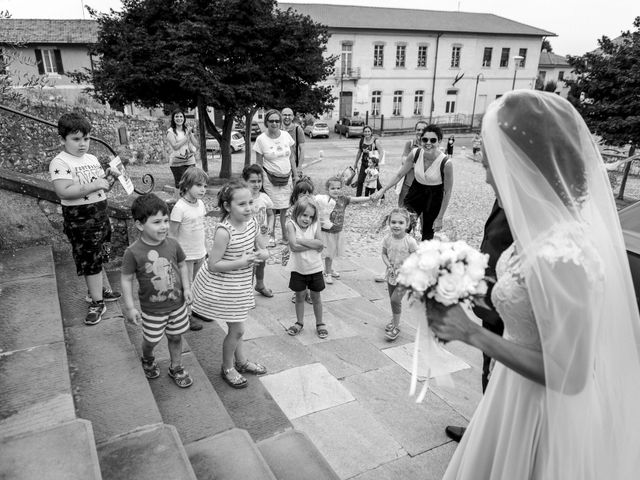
[443,243,550,479]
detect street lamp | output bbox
[470,73,484,130]
[512,55,524,90]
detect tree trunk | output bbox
[197,96,208,173]
[243,107,258,167]
[218,114,235,179]
[618,145,636,200]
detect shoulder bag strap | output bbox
[440,155,449,184]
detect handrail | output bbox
[0,103,154,195]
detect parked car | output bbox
[206,131,245,152]
[304,121,330,138]
[334,117,365,138]
[619,201,640,308]
[236,121,262,141]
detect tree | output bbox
[541,38,553,52]
[566,17,640,198]
[84,0,335,179]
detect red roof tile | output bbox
[0,19,98,44]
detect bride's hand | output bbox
[427,301,478,344]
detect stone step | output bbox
[55,259,163,444]
[106,271,236,444]
[0,419,102,480]
[257,430,341,480]
[185,428,276,480]
[0,246,76,438]
[98,424,197,480]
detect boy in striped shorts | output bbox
[121,194,193,388]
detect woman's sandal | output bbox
[221,366,248,389]
[168,366,194,388]
[254,285,274,298]
[316,323,328,339]
[287,322,304,336]
[235,360,267,376]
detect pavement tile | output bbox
[321,280,361,302]
[289,310,360,346]
[307,336,396,379]
[382,336,470,379]
[260,363,355,419]
[331,257,363,273]
[351,442,457,480]
[0,245,53,283]
[343,365,468,456]
[430,367,483,421]
[215,312,278,340]
[339,268,389,301]
[239,334,317,374]
[260,264,292,294]
[292,401,406,479]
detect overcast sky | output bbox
[1,0,635,56]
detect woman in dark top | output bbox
[353,125,384,196]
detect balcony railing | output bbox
[335,67,361,80]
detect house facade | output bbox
[0,19,97,103]
[537,50,573,98]
[280,4,554,128]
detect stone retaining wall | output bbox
[0,99,168,174]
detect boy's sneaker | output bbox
[85,288,121,303]
[85,301,106,326]
[141,357,160,379]
[324,273,334,285]
[385,326,400,341]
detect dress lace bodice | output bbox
[491,244,542,350]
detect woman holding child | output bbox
[353,125,384,197]
[253,109,299,244]
[166,109,198,189]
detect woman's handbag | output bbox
[264,168,291,187]
[341,165,356,186]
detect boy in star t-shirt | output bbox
[49,112,120,326]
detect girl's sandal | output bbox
[287,322,304,336]
[384,322,394,333]
[316,324,328,339]
[221,366,248,389]
[168,366,194,388]
[235,360,267,376]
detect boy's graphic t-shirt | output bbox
[122,237,186,314]
[315,194,350,234]
[49,151,107,206]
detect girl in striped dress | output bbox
[191,179,269,389]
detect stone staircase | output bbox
[0,246,340,480]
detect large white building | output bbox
[280,3,554,129]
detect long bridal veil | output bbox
[482,90,640,479]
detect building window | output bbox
[396,45,406,68]
[518,48,528,67]
[558,71,565,81]
[417,45,428,68]
[341,42,353,75]
[35,48,64,75]
[413,90,424,116]
[373,44,384,67]
[393,90,403,116]
[499,48,510,67]
[371,90,382,116]
[445,101,456,113]
[451,46,461,68]
[482,47,492,67]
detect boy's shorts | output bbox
[289,271,325,293]
[141,302,190,343]
[62,201,112,276]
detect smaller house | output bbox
[537,49,572,98]
[0,19,97,102]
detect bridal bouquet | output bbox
[396,238,489,402]
[397,238,489,306]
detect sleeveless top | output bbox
[288,220,323,275]
[413,150,446,186]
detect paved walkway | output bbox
[231,252,483,479]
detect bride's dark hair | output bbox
[496,92,588,206]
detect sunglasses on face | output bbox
[267,118,281,123]
[421,137,438,144]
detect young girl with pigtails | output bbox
[191,179,269,389]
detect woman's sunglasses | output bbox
[421,137,438,144]
[267,118,281,123]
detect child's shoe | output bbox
[221,366,247,389]
[385,326,400,341]
[168,365,193,388]
[235,360,267,376]
[384,322,395,333]
[141,356,160,379]
[330,270,341,278]
[85,301,106,326]
[324,273,334,285]
[85,288,121,303]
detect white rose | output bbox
[450,261,466,277]
[433,272,465,306]
[473,279,488,296]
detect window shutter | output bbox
[34,49,45,74]
[54,49,64,74]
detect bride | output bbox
[428,90,640,479]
